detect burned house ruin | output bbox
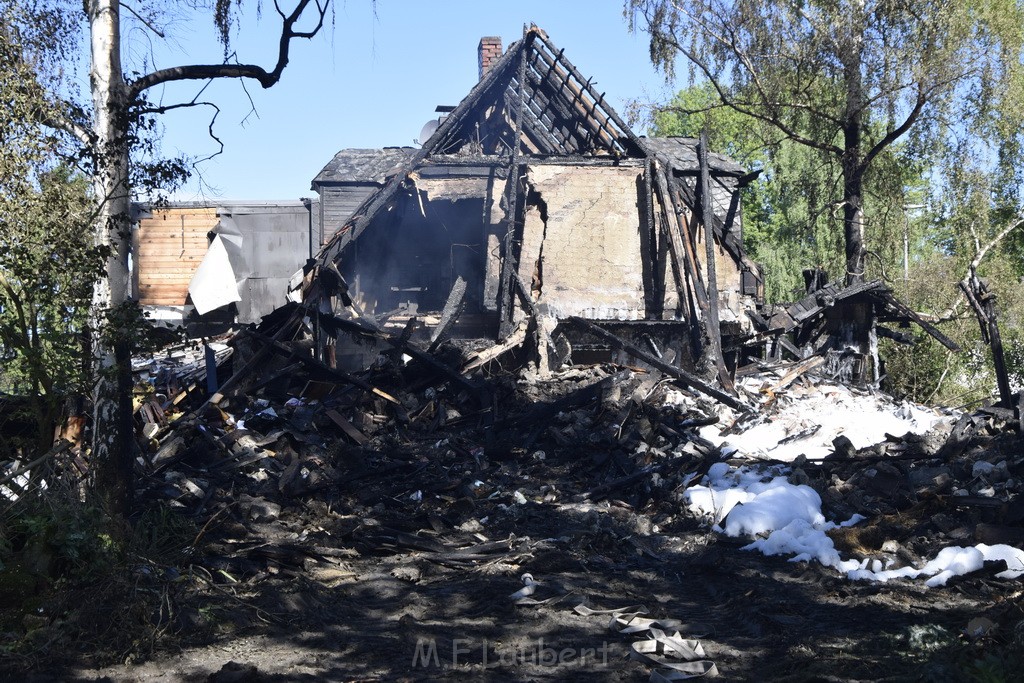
[130,28,959,402]
[305,27,764,390]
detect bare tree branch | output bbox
[968,217,1024,276]
[237,75,260,126]
[119,1,165,38]
[860,86,926,170]
[651,28,845,155]
[126,0,329,98]
[42,108,95,147]
[922,216,1024,323]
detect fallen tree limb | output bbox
[0,439,73,488]
[925,216,1024,323]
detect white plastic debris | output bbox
[509,573,537,600]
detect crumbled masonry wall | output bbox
[517,165,646,320]
[483,191,504,312]
[698,227,746,320]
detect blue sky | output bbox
[139,1,681,201]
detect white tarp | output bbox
[188,235,240,315]
[187,217,247,315]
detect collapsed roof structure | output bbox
[300,26,764,399]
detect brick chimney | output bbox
[478,36,502,80]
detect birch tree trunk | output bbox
[87,0,134,518]
[82,0,330,518]
[841,0,867,285]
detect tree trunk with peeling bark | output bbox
[87,0,134,518]
[840,0,867,285]
[83,0,331,517]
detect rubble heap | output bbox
[115,303,1024,679]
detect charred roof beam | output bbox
[531,31,645,157]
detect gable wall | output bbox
[318,183,379,243]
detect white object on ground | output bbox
[684,463,1024,586]
[694,380,947,462]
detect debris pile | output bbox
[672,369,1024,588]
[117,303,1024,679]
[133,307,1024,585]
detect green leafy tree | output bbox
[0,11,103,457]
[628,0,1024,286]
[651,83,928,302]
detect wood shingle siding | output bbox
[319,184,378,242]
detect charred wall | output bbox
[515,164,648,321]
[343,171,501,319]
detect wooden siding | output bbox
[134,207,217,306]
[318,183,378,243]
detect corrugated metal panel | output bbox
[241,221,309,277]
[238,277,291,324]
[136,202,318,319]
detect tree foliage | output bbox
[633,1,1024,404]
[0,7,103,454]
[628,0,1024,284]
[651,83,927,302]
[1,0,332,516]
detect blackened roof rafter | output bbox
[318,27,648,266]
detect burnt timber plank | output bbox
[567,317,747,411]
[875,290,959,352]
[208,308,304,406]
[498,43,529,339]
[665,167,713,357]
[244,329,400,405]
[651,163,700,330]
[318,312,483,397]
[325,409,369,446]
[653,163,704,311]
[698,131,734,395]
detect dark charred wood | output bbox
[876,326,915,345]
[567,317,747,411]
[698,130,733,395]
